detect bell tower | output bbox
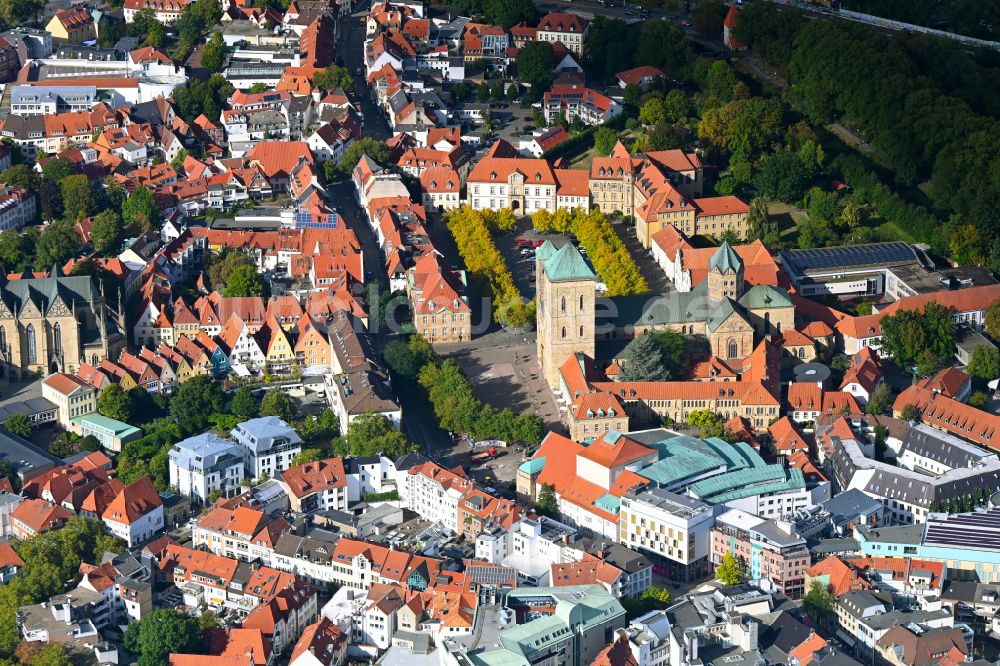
[536,242,597,393]
[707,241,744,302]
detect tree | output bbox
[619,330,687,382]
[33,222,81,270]
[663,89,689,123]
[635,20,691,71]
[330,413,416,458]
[328,137,391,180]
[225,263,265,297]
[593,127,618,157]
[38,178,63,222]
[49,432,78,458]
[483,0,536,28]
[290,448,326,467]
[803,580,834,621]
[206,248,255,291]
[900,403,920,422]
[746,197,778,243]
[260,390,295,422]
[0,164,39,192]
[170,376,226,432]
[476,83,491,103]
[312,63,355,94]
[880,303,956,373]
[686,409,737,442]
[840,201,863,230]
[753,151,813,203]
[60,174,96,221]
[693,0,727,36]
[230,387,258,420]
[97,384,131,422]
[639,98,666,126]
[296,408,338,443]
[122,186,158,231]
[79,435,101,452]
[4,414,30,439]
[516,41,555,98]
[986,301,1000,341]
[41,158,75,184]
[705,60,737,101]
[967,346,1000,384]
[198,610,221,633]
[90,210,123,255]
[171,75,233,123]
[124,609,203,666]
[536,483,558,517]
[865,383,892,415]
[25,644,65,666]
[969,391,990,410]
[201,32,226,73]
[641,586,671,605]
[0,228,34,271]
[716,551,742,586]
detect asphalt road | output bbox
[339,0,393,141]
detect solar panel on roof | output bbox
[784,242,917,272]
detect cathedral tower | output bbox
[707,241,744,302]
[536,242,597,393]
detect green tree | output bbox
[33,222,81,270]
[230,387,259,420]
[986,301,1000,341]
[866,383,893,415]
[663,89,689,123]
[90,210,123,255]
[900,403,920,422]
[124,609,203,666]
[706,60,737,101]
[0,164,40,192]
[0,228,35,271]
[312,63,355,94]
[327,137,391,180]
[4,414,31,439]
[716,551,742,586]
[593,127,618,156]
[641,586,671,605]
[483,0,536,28]
[639,98,667,126]
[41,157,75,184]
[476,83,491,103]
[201,32,226,73]
[28,644,66,666]
[967,346,1000,384]
[969,391,990,410]
[746,197,778,243]
[290,448,327,467]
[122,186,158,231]
[635,19,691,71]
[516,41,555,98]
[753,150,813,203]
[536,483,558,517]
[225,263,265,297]
[880,303,956,373]
[198,609,221,632]
[170,376,226,432]
[692,0,727,36]
[60,174,96,221]
[79,435,101,452]
[803,580,834,621]
[97,384,132,422]
[686,409,737,442]
[259,390,295,422]
[331,413,416,458]
[619,330,687,381]
[49,432,78,458]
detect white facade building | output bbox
[230,416,304,481]
[168,433,246,505]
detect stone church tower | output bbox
[707,241,745,302]
[535,242,597,392]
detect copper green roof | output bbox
[709,241,742,274]
[708,297,741,332]
[737,285,793,310]
[543,243,595,282]
[535,240,557,262]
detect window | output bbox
[727,338,737,359]
[561,327,566,338]
[52,323,61,356]
[26,324,36,364]
[561,296,566,312]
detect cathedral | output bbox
[0,270,125,380]
[536,241,795,391]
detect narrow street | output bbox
[338,0,392,141]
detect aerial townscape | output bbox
[1,0,1000,665]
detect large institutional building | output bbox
[0,272,124,380]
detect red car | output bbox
[532,240,545,248]
[515,237,531,247]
